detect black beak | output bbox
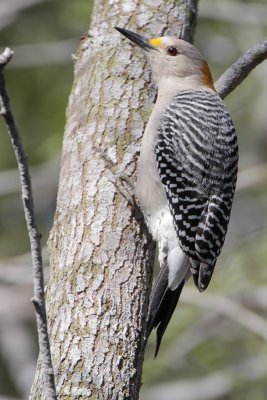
[115,27,154,52]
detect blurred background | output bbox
[0,0,266,399]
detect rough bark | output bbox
[30,1,198,399]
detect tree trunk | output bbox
[30,1,198,399]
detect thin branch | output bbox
[141,284,267,384]
[7,39,78,69]
[236,163,267,192]
[141,352,267,400]
[160,286,267,371]
[162,314,228,368]
[0,0,46,30]
[141,371,231,400]
[0,48,57,399]
[0,320,37,396]
[0,247,49,285]
[215,40,267,99]
[0,156,59,196]
[199,0,267,26]
[181,288,267,341]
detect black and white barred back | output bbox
[155,89,238,290]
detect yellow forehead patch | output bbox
[149,37,162,47]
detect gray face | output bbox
[115,28,207,84]
[145,37,206,83]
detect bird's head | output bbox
[115,27,214,90]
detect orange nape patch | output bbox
[201,62,216,91]
[149,37,162,47]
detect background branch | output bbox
[0,48,57,400]
[0,248,49,285]
[6,39,78,68]
[199,0,267,26]
[181,288,267,340]
[236,163,267,192]
[141,353,267,400]
[0,157,59,196]
[215,40,267,98]
[0,0,46,30]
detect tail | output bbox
[147,262,185,357]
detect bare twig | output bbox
[0,157,59,196]
[0,48,57,399]
[0,320,36,396]
[0,0,46,30]
[215,40,267,99]
[181,288,267,341]
[199,0,267,26]
[7,39,78,69]
[141,352,267,400]
[162,314,227,368]
[141,371,231,400]
[158,286,267,372]
[236,163,267,192]
[0,247,49,285]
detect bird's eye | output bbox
[167,46,178,56]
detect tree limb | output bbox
[199,0,267,26]
[0,157,59,196]
[215,39,267,99]
[141,352,267,400]
[237,163,267,192]
[7,39,78,69]
[0,0,46,30]
[181,288,267,341]
[0,48,57,400]
[0,247,49,285]
[157,286,267,373]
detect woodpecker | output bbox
[115,27,238,356]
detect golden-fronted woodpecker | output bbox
[115,27,238,356]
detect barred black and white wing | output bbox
[155,89,238,291]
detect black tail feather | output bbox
[147,263,185,357]
[147,263,169,335]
